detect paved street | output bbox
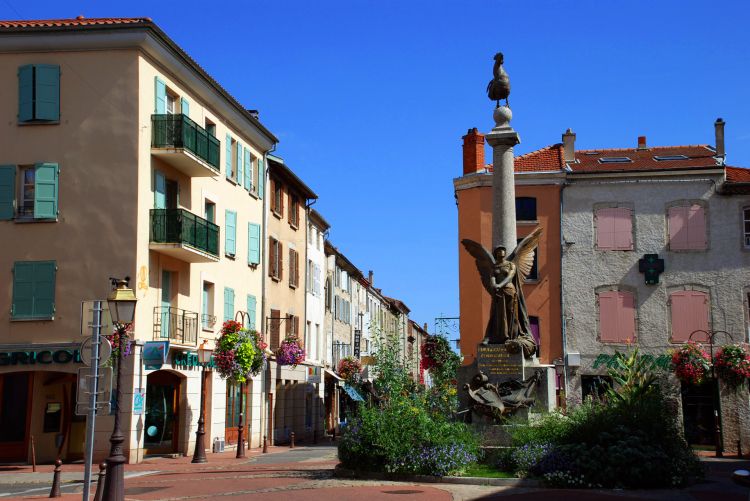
[0,445,749,500]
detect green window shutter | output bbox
[12,261,55,319]
[236,142,243,186]
[154,77,166,114]
[34,65,60,121]
[225,210,236,256]
[0,166,16,220]
[34,163,59,219]
[243,147,252,191]
[224,287,234,322]
[180,97,189,117]
[154,170,166,209]
[257,158,264,199]
[247,295,257,330]
[18,65,34,122]
[225,134,232,179]
[248,222,260,265]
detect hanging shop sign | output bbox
[0,348,82,366]
[143,341,169,369]
[593,352,671,370]
[307,366,321,384]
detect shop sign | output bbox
[0,349,82,366]
[593,352,671,370]
[172,351,215,369]
[143,341,169,370]
[353,329,361,358]
[307,366,321,384]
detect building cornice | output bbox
[453,170,566,191]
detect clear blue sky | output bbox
[4,0,750,337]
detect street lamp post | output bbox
[689,329,734,459]
[102,278,137,501]
[192,340,213,463]
[234,311,252,459]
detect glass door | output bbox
[144,371,181,453]
[224,381,249,445]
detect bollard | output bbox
[290,432,295,449]
[49,459,62,498]
[262,435,268,454]
[30,435,37,473]
[93,462,106,501]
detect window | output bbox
[0,164,59,220]
[305,320,312,359]
[289,195,300,228]
[668,204,706,251]
[306,259,313,293]
[270,309,281,350]
[166,92,176,115]
[271,179,283,217]
[202,282,215,331]
[247,223,261,265]
[226,138,240,182]
[223,287,235,322]
[516,197,537,221]
[12,260,56,320]
[243,148,253,192]
[313,263,322,296]
[246,295,257,330]
[595,206,633,250]
[325,278,331,311]
[744,207,750,247]
[286,314,299,338]
[289,248,299,288]
[308,226,315,246]
[581,375,612,402]
[204,201,215,223]
[669,290,709,343]
[205,120,216,137]
[18,64,60,123]
[269,237,282,280]
[597,290,636,343]
[225,210,237,257]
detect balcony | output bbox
[153,306,199,346]
[151,114,221,177]
[150,209,220,263]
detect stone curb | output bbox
[333,464,539,487]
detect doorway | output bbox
[0,372,32,462]
[225,381,249,446]
[144,371,182,454]
[681,380,717,446]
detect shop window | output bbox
[597,290,635,343]
[668,204,707,251]
[516,197,537,221]
[581,375,612,402]
[595,206,633,251]
[669,290,709,343]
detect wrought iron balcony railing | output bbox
[153,306,199,346]
[150,208,219,258]
[151,114,221,171]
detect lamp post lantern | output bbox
[192,340,212,463]
[102,278,137,501]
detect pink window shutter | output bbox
[617,292,636,342]
[599,291,618,342]
[688,291,709,339]
[686,205,706,250]
[596,209,615,250]
[669,206,688,250]
[613,208,633,250]
[670,291,709,342]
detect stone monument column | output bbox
[486,106,519,251]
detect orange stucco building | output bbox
[454,128,564,366]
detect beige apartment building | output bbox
[0,18,274,463]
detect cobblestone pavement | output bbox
[0,445,748,500]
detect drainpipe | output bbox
[260,143,276,449]
[560,178,569,409]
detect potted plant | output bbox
[714,344,750,389]
[337,356,362,382]
[671,341,712,385]
[214,320,263,382]
[276,337,305,368]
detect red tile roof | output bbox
[515,144,565,172]
[0,17,151,28]
[570,145,718,173]
[726,166,750,182]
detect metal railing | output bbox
[151,114,221,170]
[332,341,352,369]
[153,306,199,345]
[150,208,220,257]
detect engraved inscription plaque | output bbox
[477,344,523,382]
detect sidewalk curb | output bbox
[333,465,538,487]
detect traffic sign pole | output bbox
[82,301,102,501]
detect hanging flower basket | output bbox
[420,335,452,371]
[714,344,750,389]
[105,328,134,361]
[337,356,362,381]
[276,337,305,367]
[214,320,262,383]
[671,341,712,385]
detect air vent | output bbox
[599,157,633,164]
[653,155,689,161]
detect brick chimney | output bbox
[637,136,648,150]
[368,270,373,285]
[462,128,486,174]
[715,118,726,162]
[562,128,576,163]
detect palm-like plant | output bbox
[604,348,659,405]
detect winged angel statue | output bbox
[461,228,542,358]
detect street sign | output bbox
[75,366,112,416]
[79,337,112,367]
[80,300,113,336]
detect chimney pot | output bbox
[637,136,647,150]
[462,127,486,175]
[368,270,373,285]
[562,128,576,163]
[715,118,726,162]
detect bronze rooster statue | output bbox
[486,52,510,107]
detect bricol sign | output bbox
[0,348,83,366]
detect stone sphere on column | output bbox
[493,105,512,128]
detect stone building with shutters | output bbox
[561,122,750,453]
[0,17,277,463]
[264,155,319,444]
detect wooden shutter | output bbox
[269,179,276,212]
[180,97,189,117]
[286,312,292,337]
[154,76,167,114]
[248,223,260,265]
[224,287,235,322]
[225,210,236,256]
[244,148,252,191]
[598,290,635,342]
[668,206,688,250]
[257,159,264,199]
[295,250,300,287]
[34,163,58,219]
[236,141,242,184]
[18,65,34,122]
[686,205,707,250]
[225,134,232,179]
[34,65,60,121]
[0,166,15,220]
[278,242,284,280]
[613,208,633,250]
[12,261,56,319]
[670,290,709,342]
[268,238,276,277]
[247,295,257,330]
[154,171,166,209]
[270,309,281,349]
[280,184,285,217]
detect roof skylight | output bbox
[598,157,633,164]
[653,155,689,161]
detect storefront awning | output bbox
[324,369,343,381]
[343,383,365,402]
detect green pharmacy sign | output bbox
[593,352,671,370]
